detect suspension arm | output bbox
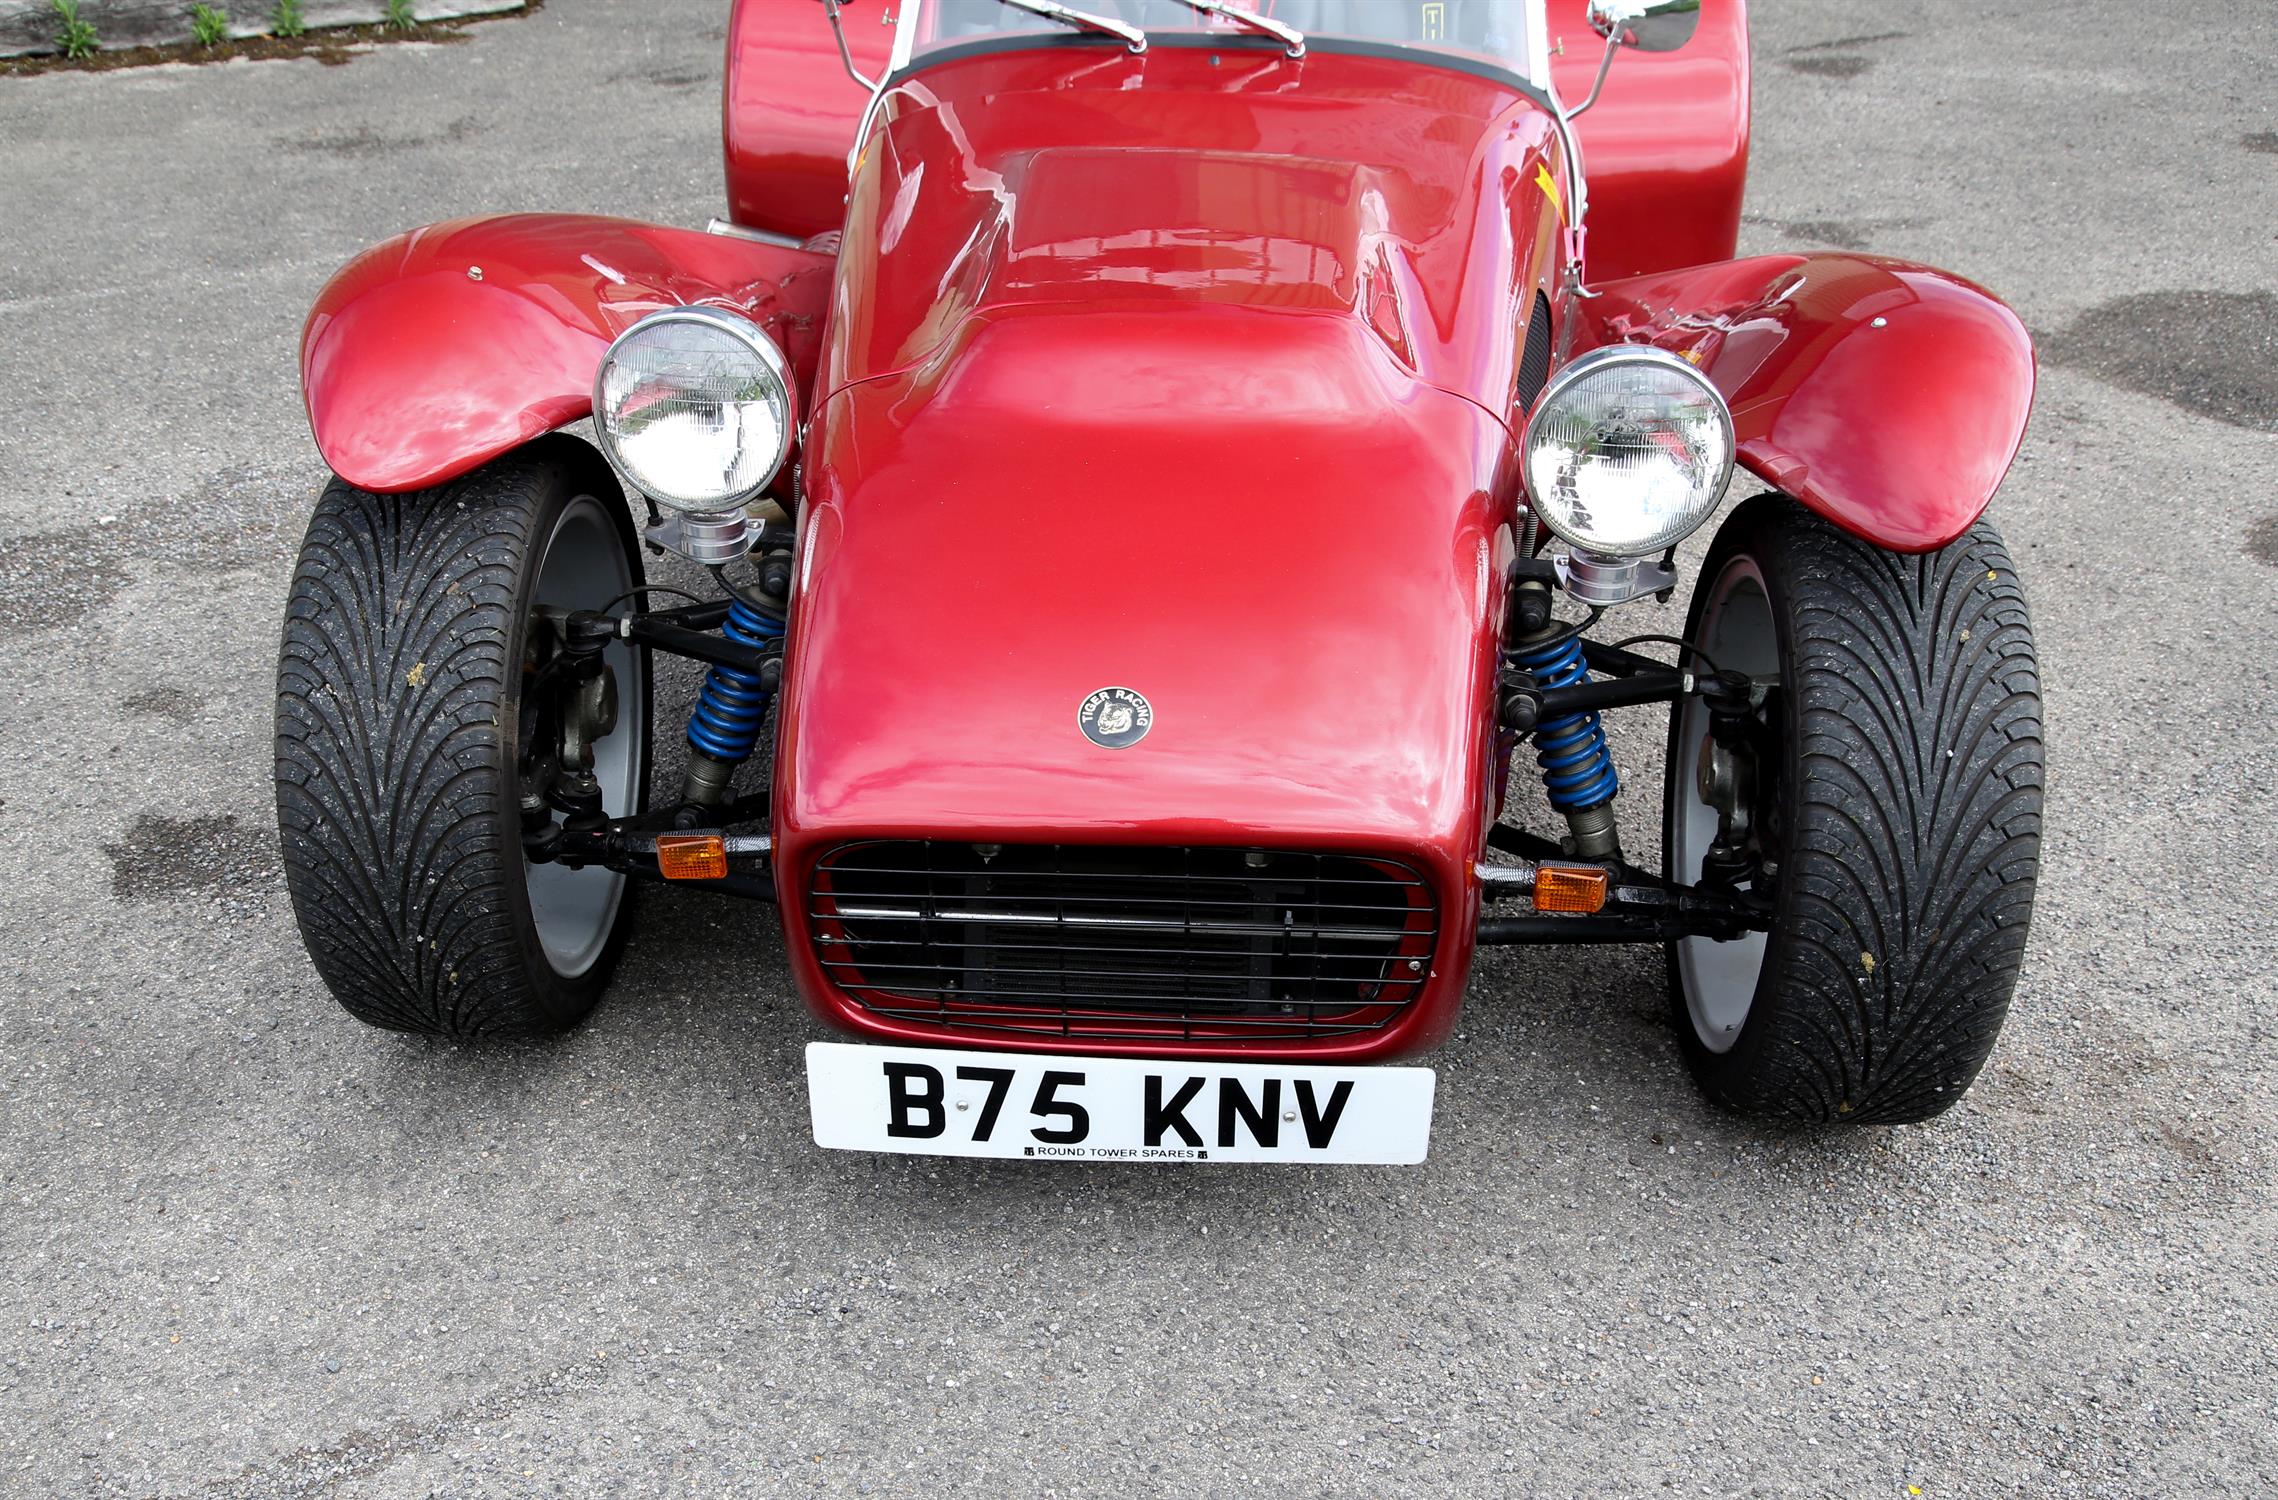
[1474,859,1769,945]
[646,599,734,630]
[1478,910,1706,944]
[545,606,776,675]
[620,613,776,674]
[528,820,779,900]
[1499,662,1688,736]
[1579,640,1681,678]
[1536,668,1688,717]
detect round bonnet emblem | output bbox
[1078,686,1152,748]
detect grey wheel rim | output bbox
[524,495,644,979]
[1672,554,1778,1054]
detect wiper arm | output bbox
[994,0,1147,53]
[1170,0,1304,57]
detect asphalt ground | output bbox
[2,2,2274,1495]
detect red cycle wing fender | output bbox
[1547,0,1751,280]
[1579,254,2035,552]
[302,214,833,494]
[723,0,891,241]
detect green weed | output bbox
[270,0,306,37]
[51,0,100,59]
[189,5,231,45]
[383,0,416,29]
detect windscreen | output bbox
[907,0,1540,78]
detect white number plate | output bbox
[807,1042,1435,1164]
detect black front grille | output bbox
[809,843,1439,1044]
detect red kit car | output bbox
[276,0,2043,1162]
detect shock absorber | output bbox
[681,581,786,809]
[1509,620,1623,860]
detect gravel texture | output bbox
[2,2,2274,1495]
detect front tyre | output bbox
[276,437,651,1036]
[1664,495,2042,1123]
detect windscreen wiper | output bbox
[994,0,1147,52]
[1169,0,1305,57]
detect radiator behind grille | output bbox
[808,842,1438,1044]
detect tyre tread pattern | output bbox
[1690,496,2043,1123]
[275,449,605,1036]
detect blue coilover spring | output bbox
[685,596,785,764]
[1509,632,1620,812]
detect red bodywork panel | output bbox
[302,215,832,493]
[1548,0,1753,279]
[775,47,1554,1058]
[1577,255,2037,552]
[779,314,1515,1058]
[720,0,1750,283]
[722,0,893,242]
[816,47,1567,422]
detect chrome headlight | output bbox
[1522,346,1736,557]
[593,306,795,512]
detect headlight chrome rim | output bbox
[1521,344,1737,558]
[592,305,797,513]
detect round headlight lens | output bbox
[1522,346,1736,557]
[593,306,795,512]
